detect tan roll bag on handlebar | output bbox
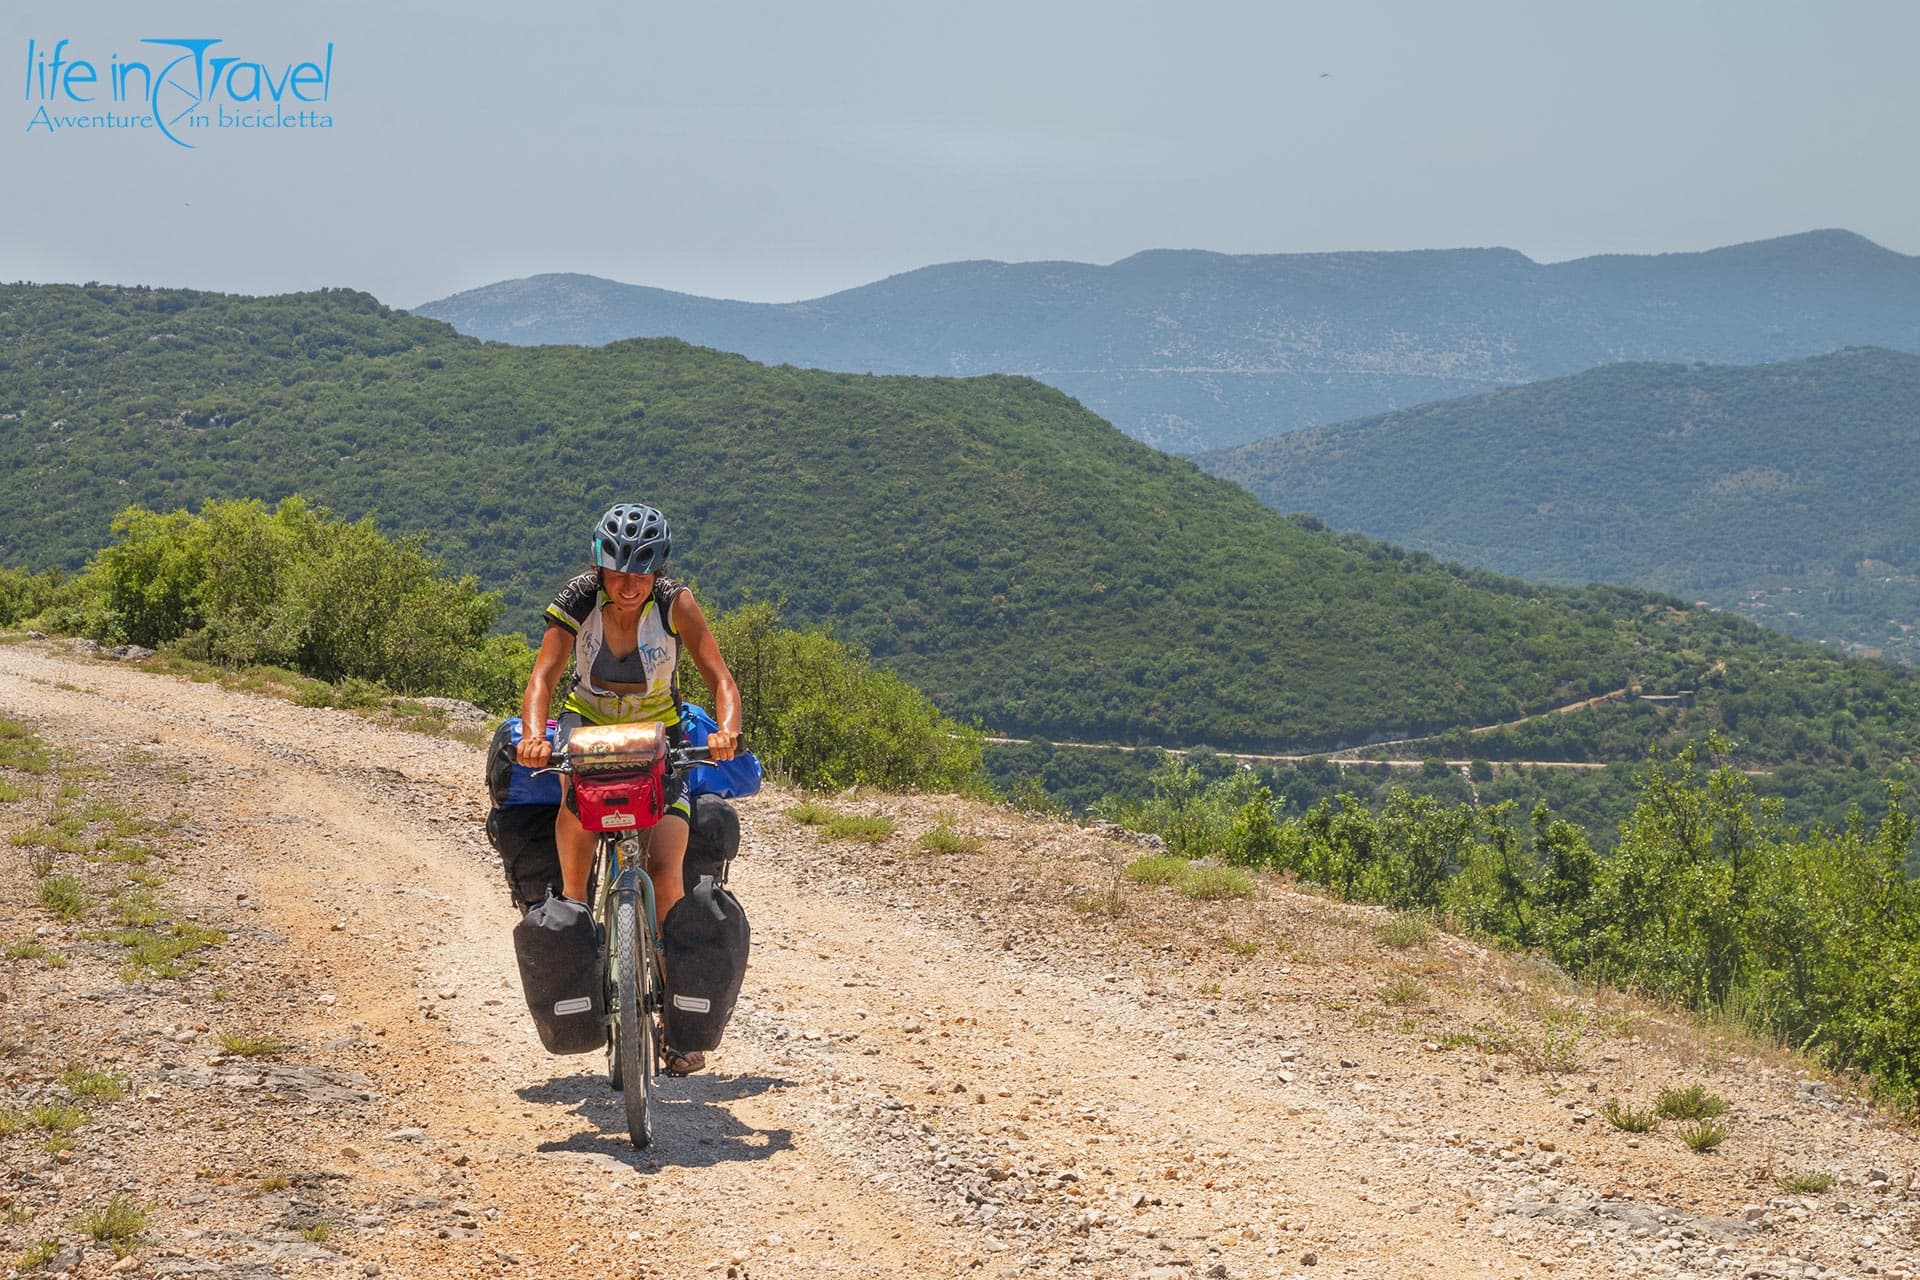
[568,721,667,773]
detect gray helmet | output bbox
[591,503,671,574]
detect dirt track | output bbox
[3,639,1918,1280]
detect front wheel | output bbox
[612,886,654,1148]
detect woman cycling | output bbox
[515,502,742,1074]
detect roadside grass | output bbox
[787,802,898,842]
[3,938,67,968]
[143,653,495,745]
[35,874,90,921]
[13,822,88,857]
[1121,855,1256,901]
[1221,935,1260,956]
[117,922,226,981]
[17,1241,59,1269]
[1657,1083,1730,1121]
[1380,977,1426,1007]
[60,1064,126,1103]
[1601,1098,1659,1132]
[787,800,833,825]
[1122,855,1187,887]
[0,718,51,773]
[72,1193,148,1256]
[29,1102,89,1136]
[1439,1022,1522,1056]
[1777,1169,1836,1193]
[1374,914,1433,950]
[1180,866,1255,900]
[1515,1006,1587,1074]
[299,1221,332,1243]
[215,1030,288,1059]
[1678,1118,1728,1153]
[916,824,981,854]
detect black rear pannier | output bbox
[511,896,604,1055]
[660,874,750,1054]
[487,805,562,912]
[684,794,741,886]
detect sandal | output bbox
[662,1046,705,1076]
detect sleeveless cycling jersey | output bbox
[544,573,685,727]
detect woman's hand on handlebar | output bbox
[705,730,739,763]
[516,735,553,769]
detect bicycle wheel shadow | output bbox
[518,1070,797,1171]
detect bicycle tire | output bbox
[613,886,654,1148]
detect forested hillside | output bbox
[5,283,1920,777]
[1199,348,1920,663]
[415,230,1920,453]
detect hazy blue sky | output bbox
[5,1,1915,306]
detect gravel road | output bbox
[2,639,1917,1280]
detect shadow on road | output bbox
[519,1070,797,1171]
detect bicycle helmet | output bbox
[591,503,671,575]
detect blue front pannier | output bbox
[486,717,566,808]
[678,703,763,799]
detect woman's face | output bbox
[602,569,655,606]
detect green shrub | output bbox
[685,601,983,793]
[84,497,513,700]
[787,801,833,825]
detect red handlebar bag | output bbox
[571,761,669,833]
[566,722,670,833]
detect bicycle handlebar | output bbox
[530,743,721,777]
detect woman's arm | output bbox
[672,591,741,762]
[515,623,574,767]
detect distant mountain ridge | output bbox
[414,230,1920,453]
[10,281,1920,771]
[1196,347,1920,663]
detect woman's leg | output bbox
[647,811,690,930]
[555,776,597,903]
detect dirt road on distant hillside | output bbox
[2,639,1916,1280]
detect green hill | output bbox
[1197,348,1920,663]
[415,230,1920,453]
[5,283,1920,778]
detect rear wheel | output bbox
[613,887,654,1147]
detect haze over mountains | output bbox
[1198,348,1920,665]
[415,230,1920,453]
